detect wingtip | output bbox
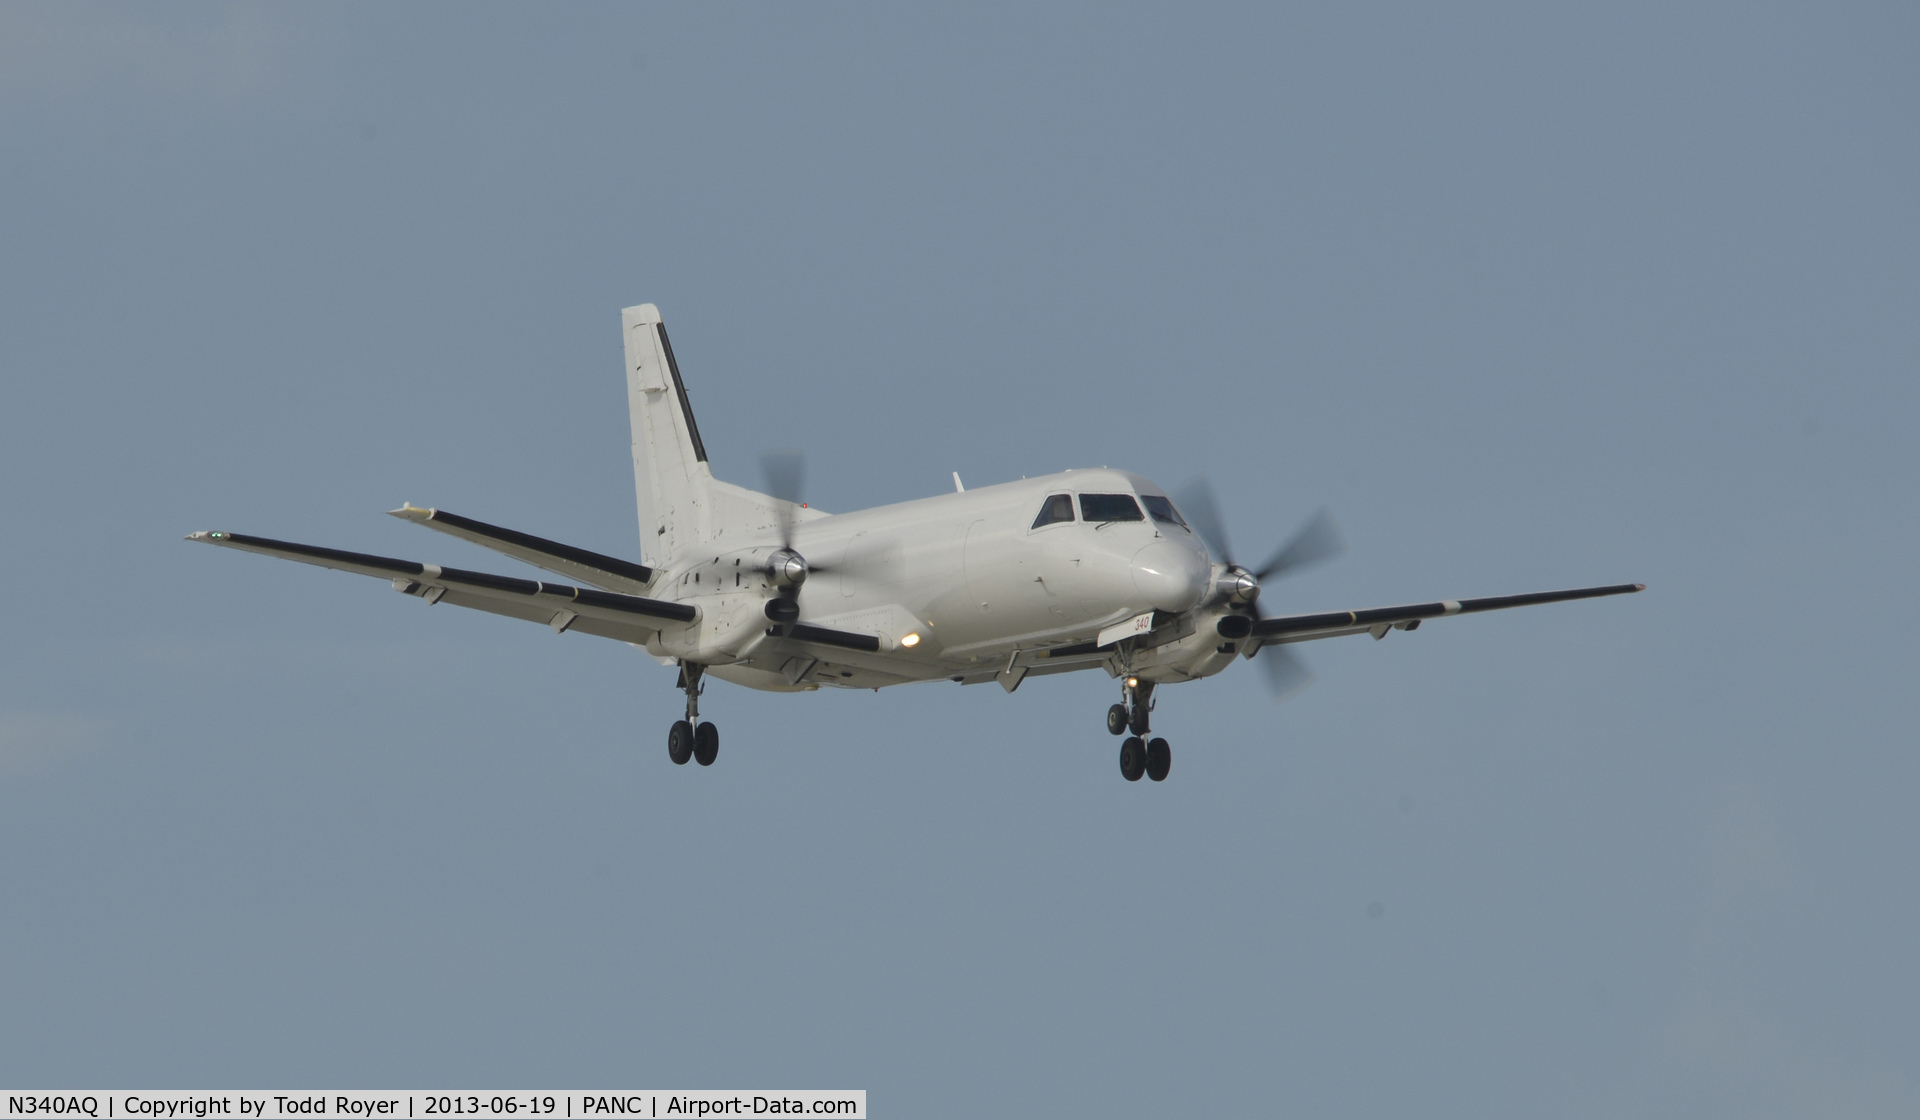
[387,503,433,521]
[1634,583,1646,591]
[185,530,227,543]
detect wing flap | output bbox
[1251,582,1643,643]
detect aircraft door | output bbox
[930,519,995,646]
[838,531,904,602]
[838,531,865,598]
[966,513,1069,639]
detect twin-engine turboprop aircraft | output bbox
[191,303,1642,781]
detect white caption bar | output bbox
[2,1094,864,1120]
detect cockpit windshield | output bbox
[1079,493,1145,523]
[1032,493,1075,529]
[1141,494,1188,531]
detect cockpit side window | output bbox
[1141,494,1188,530]
[1079,493,1145,523]
[1032,493,1076,529]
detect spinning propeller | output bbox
[760,451,818,621]
[1174,479,1345,700]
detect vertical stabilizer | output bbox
[624,304,713,568]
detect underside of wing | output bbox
[1248,582,1644,644]
[187,530,695,643]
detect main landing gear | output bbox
[1107,678,1171,782]
[668,662,719,767]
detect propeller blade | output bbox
[761,451,805,505]
[1254,642,1314,701]
[1173,478,1235,567]
[1252,508,1344,581]
[761,451,806,549]
[831,535,900,580]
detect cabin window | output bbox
[1142,494,1188,530]
[1079,493,1145,523]
[1032,493,1076,528]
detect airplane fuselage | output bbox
[646,468,1224,693]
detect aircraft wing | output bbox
[186,530,696,644]
[386,505,656,595]
[1250,582,1643,644]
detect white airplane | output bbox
[190,303,1642,781]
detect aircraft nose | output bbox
[1131,540,1210,613]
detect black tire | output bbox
[1128,705,1150,736]
[1106,703,1129,736]
[1146,737,1171,782]
[1119,736,1147,781]
[693,721,720,766]
[667,720,694,765]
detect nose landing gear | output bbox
[667,662,720,767]
[1109,678,1172,782]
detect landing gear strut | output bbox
[1126,679,1154,736]
[669,662,719,767]
[1110,678,1172,782]
[1103,679,1155,735]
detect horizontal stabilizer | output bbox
[1251,582,1643,643]
[388,505,654,594]
[186,530,695,644]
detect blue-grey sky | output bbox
[2,4,1916,1115]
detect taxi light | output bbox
[1126,676,1138,688]
[900,632,921,648]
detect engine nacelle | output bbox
[1117,606,1249,685]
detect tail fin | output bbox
[624,303,713,567]
[623,304,799,567]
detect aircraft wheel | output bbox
[1106,704,1129,736]
[1128,705,1150,736]
[693,721,720,767]
[668,719,694,765]
[1146,737,1172,782]
[1119,737,1147,782]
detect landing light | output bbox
[900,632,921,648]
[1126,676,1138,688]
